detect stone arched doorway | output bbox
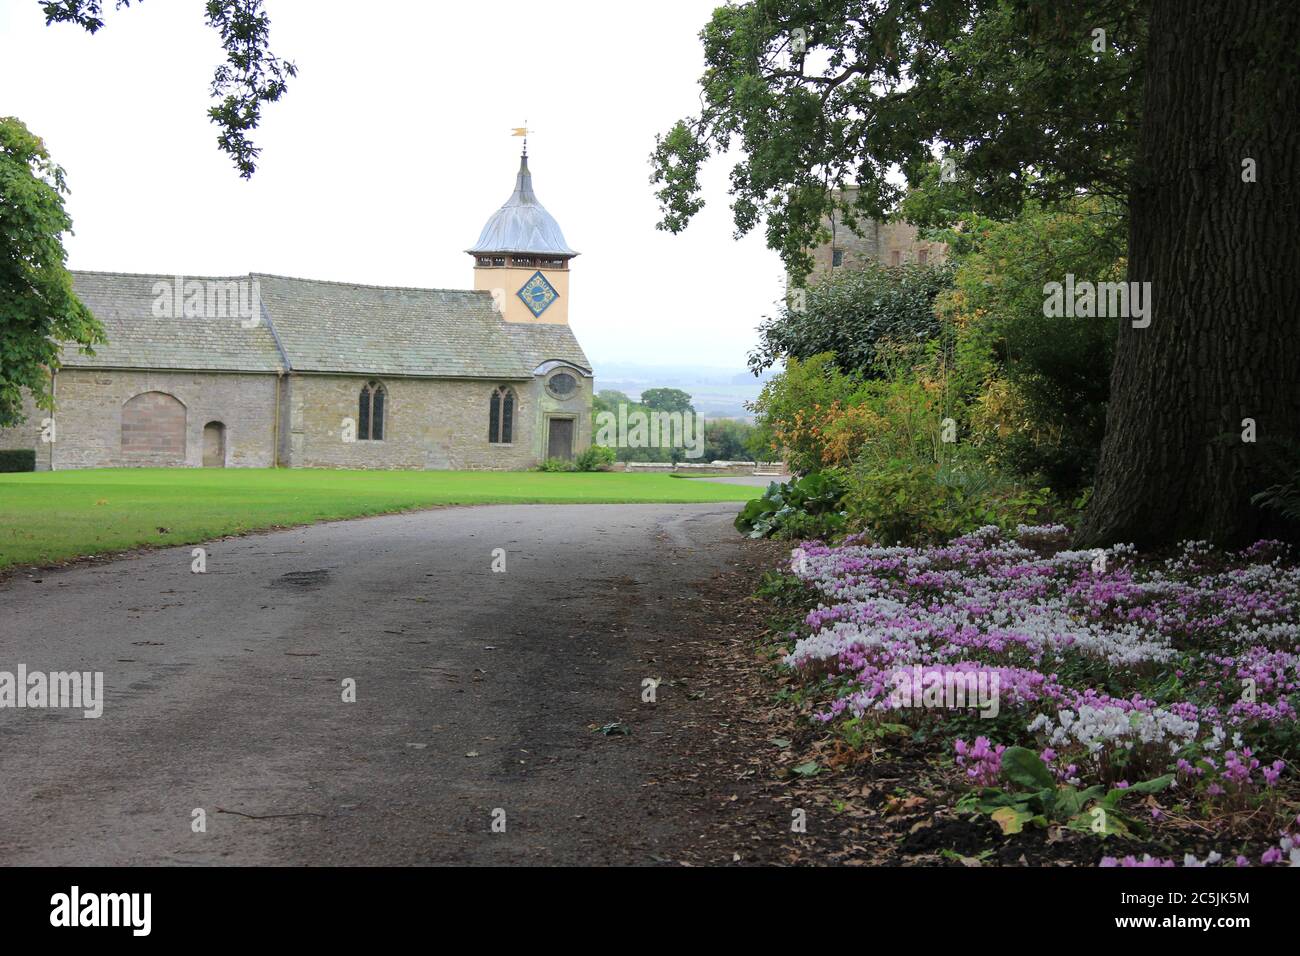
[202,421,227,467]
[121,391,187,465]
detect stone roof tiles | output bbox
[60,270,591,381]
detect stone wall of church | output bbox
[2,368,595,472]
[530,371,593,462]
[0,369,280,470]
[284,373,592,470]
[0,391,50,469]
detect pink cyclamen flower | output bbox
[1263,760,1285,787]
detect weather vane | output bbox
[512,122,531,155]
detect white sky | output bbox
[0,0,786,369]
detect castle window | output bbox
[890,250,901,267]
[832,248,844,267]
[489,386,515,444]
[917,248,929,266]
[358,381,386,441]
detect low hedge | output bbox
[0,449,37,472]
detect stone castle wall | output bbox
[805,189,948,281]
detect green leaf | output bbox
[1057,784,1105,817]
[976,792,1033,813]
[1067,805,1132,838]
[991,805,1035,834]
[790,760,821,777]
[1000,746,1056,791]
[1125,773,1175,794]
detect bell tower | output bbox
[468,143,578,325]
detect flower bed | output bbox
[782,525,1300,864]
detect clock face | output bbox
[517,271,559,317]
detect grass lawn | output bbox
[0,468,758,570]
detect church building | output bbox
[0,149,594,471]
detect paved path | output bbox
[687,475,789,487]
[0,502,746,865]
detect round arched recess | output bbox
[121,391,187,464]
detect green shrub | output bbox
[935,197,1125,494]
[0,449,35,472]
[750,262,953,377]
[539,457,578,473]
[748,354,874,473]
[772,508,848,541]
[735,470,847,539]
[704,418,757,461]
[842,459,1052,545]
[575,445,617,472]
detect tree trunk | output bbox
[1078,0,1300,548]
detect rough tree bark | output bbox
[1078,0,1300,548]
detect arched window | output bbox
[489,386,515,444]
[358,381,386,441]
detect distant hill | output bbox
[590,361,775,421]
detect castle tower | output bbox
[468,147,577,324]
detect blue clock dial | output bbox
[516,271,558,317]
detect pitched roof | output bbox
[61,271,283,372]
[60,270,592,380]
[467,153,578,258]
[502,321,591,374]
[254,273,535,378]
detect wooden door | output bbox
[547,418,574,461]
